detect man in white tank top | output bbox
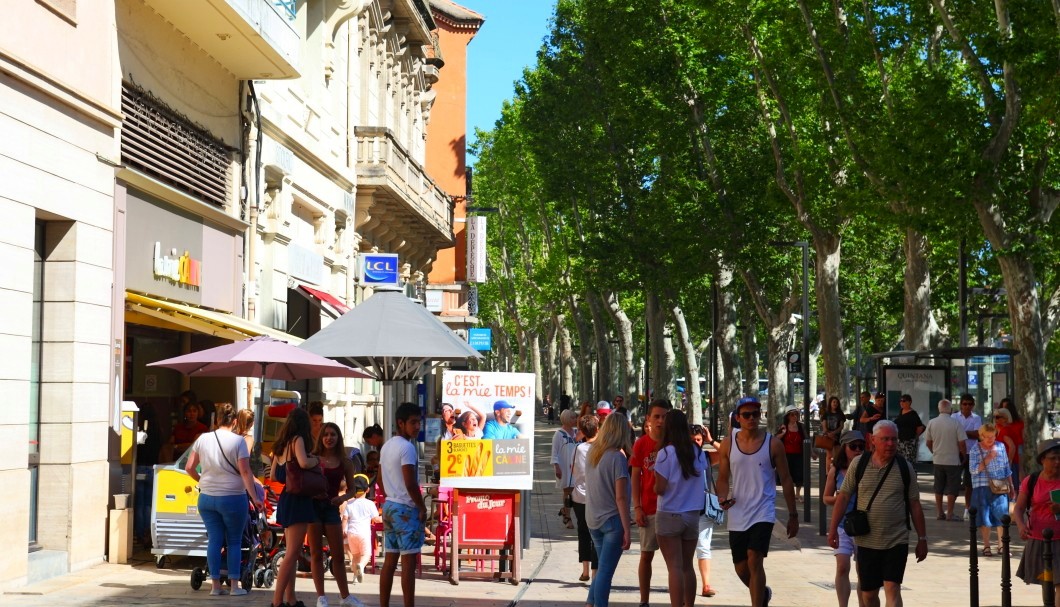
[716,396,799,607]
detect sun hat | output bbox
[1037,438,1060,464]
[993,408,1012,422]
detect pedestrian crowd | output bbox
[550,390,1050,607]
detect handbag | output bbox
[703,457,725,525]
[284,447,328,498]
[814,434,836,450]
[989,478,1011,495]
[843,458,895,537]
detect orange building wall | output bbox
[425,22,478,284]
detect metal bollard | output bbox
[819,449,827,536]
[1001,514,1011,607]
[970,507,979,607]
[1044,528,1055,607]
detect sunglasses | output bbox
[846,442,866,451]
[739,410,762,419]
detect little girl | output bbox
[342,474,381,583]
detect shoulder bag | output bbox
[703,452,725,525]
[285,443,328,498]
[983,445,1011,494]
[843,456,895,537]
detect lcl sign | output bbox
[361,253,400,287]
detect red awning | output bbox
[298,284,351,316]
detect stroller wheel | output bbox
[254,567,266,588]
[241,569,253,591]
[271,549,286,575]
[190,567,205,590]
[263,568,276,588]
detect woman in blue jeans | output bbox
[585,411,632,607]
[185,403,264,596]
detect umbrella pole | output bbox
[251,366,267,476]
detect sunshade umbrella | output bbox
[299,291,483,432]
[148,334,370,470]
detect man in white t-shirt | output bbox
[951,393,982,518]
[924,399,967,521]
[378,402,425,607]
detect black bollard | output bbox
[970,507,979,607]
[819,449,827,536]
[1044,528,1055,607]
[1001,514,1011,607]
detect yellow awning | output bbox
[125,291,303,345]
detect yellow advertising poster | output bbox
[439,371,535,490]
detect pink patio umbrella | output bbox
[148,335,369,470]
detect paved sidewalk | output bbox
[4,419,1047,606]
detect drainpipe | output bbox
[243,82,263,322]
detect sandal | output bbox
[702,586,716,597]
[982,546,993,557]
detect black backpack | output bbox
[853,453,912,530]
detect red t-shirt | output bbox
[782,427,803,455]
[1021,474,1060,540]
[630,434,659,515]
[998,422,1023,463]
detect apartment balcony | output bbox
[355,126,454,249]
[140,0,299,79]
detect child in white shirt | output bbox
[342,474,381,583]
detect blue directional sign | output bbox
[468,328,492,351]
[361,253,400,287]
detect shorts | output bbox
[314,500,341,525]
[728,521,773,564]
[856,544,909,591]
[382,501,424,555]
[961,460,973,490]
[933,464,962,496]
[639,514,659,551]
[347,532,371,557]
[655,511,700,541]
[695,517,714,560]
[833,524,855,557]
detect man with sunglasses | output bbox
[924,399,967,521]
[716,396,798,607]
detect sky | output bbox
[457,0,556,161]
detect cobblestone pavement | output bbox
[4,420,1047,607]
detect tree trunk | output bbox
[903,226,944,351]
[555,313,575,400]
[545,322,559,404]
[815,234,849,403]
[741,306,759,398]
[587,290,613,402]
[568,295,594,404]
[715,265,742,407]
[604,291,637,405]
[646,292,673,401]
[531,333,543,411]
[671,303,703,424]
[996,252,1051,473]
[766,322,797,425]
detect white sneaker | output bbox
[316,596,329,607]
[339,596,365,607]
[355,568,364,584]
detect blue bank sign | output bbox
[361,253,400,288]
[468,328,492,351]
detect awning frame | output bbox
[125,291,302,344]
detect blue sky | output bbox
[458,1,555,160]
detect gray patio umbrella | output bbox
[299,291,482,431]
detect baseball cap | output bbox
[493,400,515,411]
[736,396,760,409]
[839,430,865,445]
[352,474,370,495]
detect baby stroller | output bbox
[191,501,265,592]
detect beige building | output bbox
[0,0,122,587]
[253,0,454,442]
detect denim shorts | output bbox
[382,501,424,555]
[314,500,341,525]
[695,516,714,560]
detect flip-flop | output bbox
[702,586,716,597]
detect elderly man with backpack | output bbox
[827,420,928,607]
